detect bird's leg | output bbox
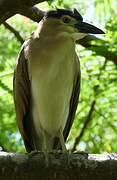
[59,129,67,151]
[42,130,49,166]
[59,129,70,166]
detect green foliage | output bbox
[106,15,117,55]
[0,0,116,153]
[47,0,78,8]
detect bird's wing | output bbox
[54,53,81,149]
[63,54,81,141]
[13,40,33,152]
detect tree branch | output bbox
[3,22,24,44]
[0,152,117,180]
[72,100,96,152]
[77,35,117,65]
[19,6,44,23]
[0,0,46,24]
[0,80,13,95]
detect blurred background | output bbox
[0,0,116,153]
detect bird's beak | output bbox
[75,22,105,34]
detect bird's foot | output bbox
[28,150,49,167]
[63,149,71,167]
[73,151,88,157]
[43,150,49,167]
[28,150,39,157]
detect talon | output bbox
[28,150,39,158]
[43,151,49,167]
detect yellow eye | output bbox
[62,16,71,24]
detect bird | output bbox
[13,8,104,153]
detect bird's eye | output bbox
[62,17,71,24]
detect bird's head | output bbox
[41,8,104,41]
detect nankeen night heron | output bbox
[13,9,104,153]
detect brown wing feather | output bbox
[64,68,80,140]
[13,40,34,152]
[63,54,81,140]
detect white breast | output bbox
[30,38,76,137]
